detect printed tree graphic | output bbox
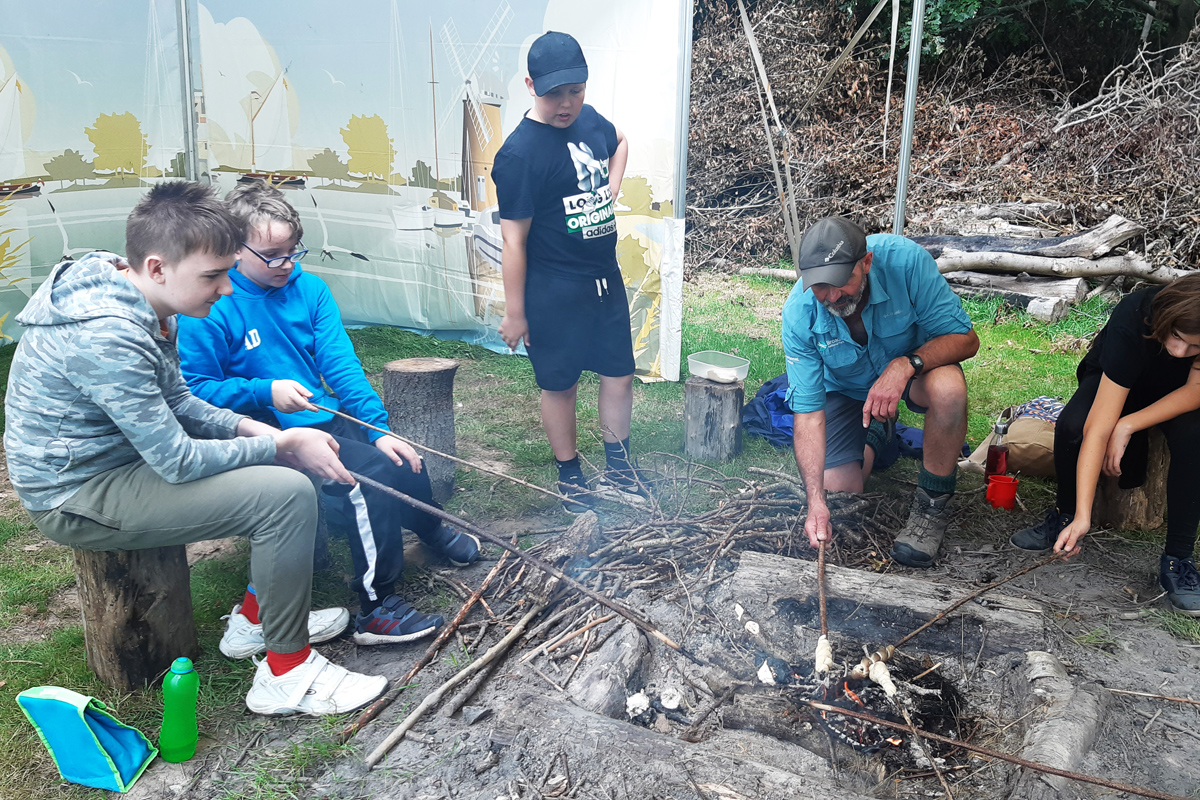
[308,148,350,185]
[85,113,148,176]
[44,150,94,188]
[340,115,393,182]
[410,159,437,189]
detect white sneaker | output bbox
[219,604,350,659]
[244,649,388,716]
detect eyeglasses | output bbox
[241,240,308,269]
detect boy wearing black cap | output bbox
[781,217,980,567]
[493,31,639,512]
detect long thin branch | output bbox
[893,552,1063,651]
[365,600,548,768]
[339,545,512,742]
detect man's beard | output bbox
[821,276,868,318]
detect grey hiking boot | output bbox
[890,488,953,568]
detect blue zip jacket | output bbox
[177,264,391,439]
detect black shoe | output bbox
[1161,555,1200,616]
[421,522,481,566]
[1010,507,1073,552]
[557,473,594,515]
[595,468,652,506]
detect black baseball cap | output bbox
[797,216,869,290]
[528,31,588,96]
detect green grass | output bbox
[1147,610,1200,644]
[0,516,75,625]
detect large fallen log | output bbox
[944,271,1087,322]
[740,250,1188,285]
[933,250,1187,284]
[486,689,881,799]
[913,214,1145,259]
[730,551,1047,658]
[1008,651,1112,800]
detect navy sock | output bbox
[604,438,632,473]
[556,455,584,482]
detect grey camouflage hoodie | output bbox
[4,252,276,511]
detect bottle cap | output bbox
[995,421,1010,435]
[170,657,195,674]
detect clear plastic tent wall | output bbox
[0,0,689,380]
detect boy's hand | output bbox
[273,428,355,484]
[375,436,423,473]
[498,314,530,351]
[271,380,316,414]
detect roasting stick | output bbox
[813,540,834,676]
[311,404,567,502]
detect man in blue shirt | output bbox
[782,216,979,567]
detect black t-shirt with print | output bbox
[1079,285,1195,398]
[492,104,619,280]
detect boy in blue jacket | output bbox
[178,180,479,647]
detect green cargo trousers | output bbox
[30,460,316,654]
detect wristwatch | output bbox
[905,353,924,376]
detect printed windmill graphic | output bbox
[438,1,511,212]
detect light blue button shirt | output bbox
[781,234,972,414]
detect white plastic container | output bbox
[687,350,750,383]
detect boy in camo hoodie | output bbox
[4,182,388,716]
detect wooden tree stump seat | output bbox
[74,546,198,691]
[382,357,460,503]
[1090,427,1169,530]
[684,376,744,462]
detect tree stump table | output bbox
[684,376,744,462]
[73,546,198,691]
[1090,427,1169,530]
[382,357,460,503]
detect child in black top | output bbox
[492,31,639,512]
[1012,274,1200,614]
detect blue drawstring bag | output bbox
[17,686,157,792]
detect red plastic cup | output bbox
[986,475,1019,510]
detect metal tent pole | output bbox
[892,0,925,234]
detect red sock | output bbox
[240,589,261,625]
[266,645,311,676]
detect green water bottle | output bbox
[159,657,199,763]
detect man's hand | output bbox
[862,358,915,427]
[1054,517,1089,557]
[273,428,354,484]
[375,435,423,473]
[804,499,833,548]
[1103,419,1133,477]
[271,380,316,414]
[498,313,530,351]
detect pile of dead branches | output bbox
[686,0,1200,275]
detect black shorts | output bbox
[525,268,635,391]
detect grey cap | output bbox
[528,32,588,96]
[797,216,868,290]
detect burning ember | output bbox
[809,675,905,753]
